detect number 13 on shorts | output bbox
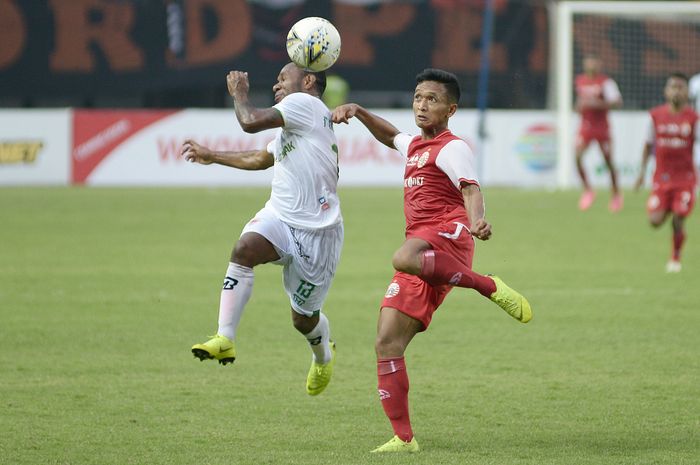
[293,280,317,306]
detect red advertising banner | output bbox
[72,110,177,183]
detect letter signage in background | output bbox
[177,0,252,66]
[49,0,144,72]
[0,0,26,68]
[0,1,552,109]
[2,2,696,110]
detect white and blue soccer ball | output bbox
[286,17,341,72]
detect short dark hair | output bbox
[304,70,327,95]
[415,68,461,104]
[668,72,689,83]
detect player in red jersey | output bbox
[332,69,532,453]
[575,55,623,212]
[635,73,700,273]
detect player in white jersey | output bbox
[181,63,343,396]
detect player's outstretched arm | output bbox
[462,183,491,241]
[181,139,274,171]
[227,71,284,133]
[332,103,400,148]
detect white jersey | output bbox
[265,92,342,230]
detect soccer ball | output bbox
[286,17,341,72]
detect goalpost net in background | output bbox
[555,1,700,188]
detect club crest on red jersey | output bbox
[417,152,430,168]
[407,150,430,168]
[385,282,400,298]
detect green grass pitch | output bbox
[1,187,698,465]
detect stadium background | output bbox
[3,0,700,189]
[1,0,698,110]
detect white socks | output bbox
[216,261,331,364]
[304,312,332,364]
[217,262,254,341]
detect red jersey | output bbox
[575,73,621,134]
[393,130,479,235]
[647,104,699,187]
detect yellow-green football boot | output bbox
[370,435,420,453]
[489,275,532,323]
[191,334,236,365]
[306,341,336,396]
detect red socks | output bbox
[377,357,413,442]
[419,250,496,297]
[672,230,686,261]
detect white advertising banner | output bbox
[73,108,567,188]
[0,107,650,188]
[73,109,276,186]
[73,109,422,187]
[345,111,564,189]
[478,111,558,188]
[0,109,71,185]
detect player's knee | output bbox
[231,240,257,267]
[648,211,666,227]
[291,312,316,334]
[649,217,664,228]
[392,249,419,275]
[671,216,685,231]
[391,252,407,272]
[374,334,404,358]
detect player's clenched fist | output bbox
[332,103,360,124]
[227,71,249,97]
[471,218,492,241]
[181,139,213,165]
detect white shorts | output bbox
[241,206,343,317]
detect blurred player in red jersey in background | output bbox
[635,73,700,273]
[333,69,532,453]
[575,55,623,212]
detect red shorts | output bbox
[647,184,696,217]
[576,130,611,152]
[380,219,475,330]
[381,272,452,331]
